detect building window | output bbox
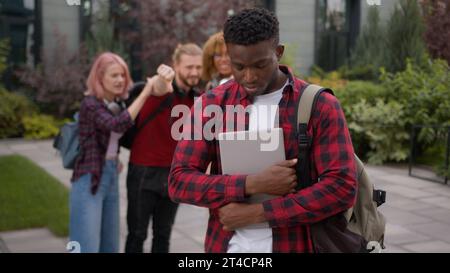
[258,0,276,12]
[0,0,37,88]
[79,0,92,42]
[315,0,360,71]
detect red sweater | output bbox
[129,85,198,167]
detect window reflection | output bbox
[316,0,357,72]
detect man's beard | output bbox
[179,74,199,89]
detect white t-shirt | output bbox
[227,80,288,253]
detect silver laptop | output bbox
[218,128,285,203]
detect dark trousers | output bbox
[125,164,179,253]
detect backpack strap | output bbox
[295,84,334,190]
[126,81,174,133]
[136,95,173,132]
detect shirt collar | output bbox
[172,81,202,98]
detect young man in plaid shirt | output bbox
[168,8,357,253]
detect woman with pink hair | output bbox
[69,52,174,253]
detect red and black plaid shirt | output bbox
[169,66,357,253]
[72,96,133,194]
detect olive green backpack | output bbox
[295,84,386,253]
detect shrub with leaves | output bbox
[17,31,89,118]
[280,43,301,76]
[336,57,450,165]
[0,40,37,138]
[347,99,410,164]
[335,80,387,112]
[0,88,36,138]
[22,114,66,140]
[307,66,348,90]
[380,58,450,143]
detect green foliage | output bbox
[383,0,427,73]
[307,66,348,90]
[22,114,66,140]
[380,58,450,143]
[335,57,450,167]
[337,64,380,82]
[348,0,427,81]
[349,6,384,80]
[0,89,36,138]
[436,164,450,179]
[347,99,410,164]
[416,142,449,178]
[335,80,387,112]
[280,43,300,76]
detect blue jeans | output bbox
[69,160,120,253]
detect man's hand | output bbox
[152,64,175,96]
[218,203,266,231]
[140,76,156,98]
[246,159,298,196]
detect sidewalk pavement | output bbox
[1,139,450,253]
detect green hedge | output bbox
[0,89,36,138]
[334,58,450,166]
[22,114,65,140]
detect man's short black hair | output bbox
[223,8,279,46]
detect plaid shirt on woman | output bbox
[169,66,357,253]
[72,96,133,194]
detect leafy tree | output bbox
[113,0,257,77]
[384,0,427,73]
[421,0,450,64]
[349,6,384,80]
[348,0,429,80]
[17,30,89,118]
[18,3,128,118]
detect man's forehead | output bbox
[227,42,275,63]
[178,54,202,65]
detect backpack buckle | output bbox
[298,133,310,150]
[297,123,310,150]
[373,189,386,207]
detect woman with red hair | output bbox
[202,32,233,91]
[70,52,174,253]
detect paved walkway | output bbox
[1,139,450,253]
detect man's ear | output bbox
[275,44,285,61]
[172,61,179,73]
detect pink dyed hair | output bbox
[85,52,133,99]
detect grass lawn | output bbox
[0,154,69,237]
